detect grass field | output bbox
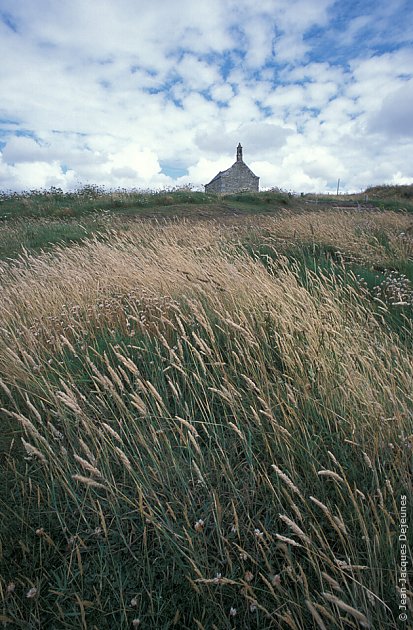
[0,189,412,628]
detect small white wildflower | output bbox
[130,596,138,607]
[229,607,237,616]
[254,528,264,540]
[26,587,37,599]
[194,519,205,533]
[366,591,376,606]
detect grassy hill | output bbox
[0,188,296,260]
[0,188,412,628]
[364,184,413,199]
[1,185,412,261]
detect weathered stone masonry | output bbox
[204,144,259,193]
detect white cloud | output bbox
[183,157,234,187]
[176,54,220,92]
[107,146,162,179]
[210,83,234,103]
[2,136,46,163]
[196,122,292,160]
[0,155,76,191]
[368,79,413,138]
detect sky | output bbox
[0,0,412,193]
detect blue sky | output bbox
[0,0,412,192]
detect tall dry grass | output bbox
[0,212,412,628]
[242,209,413,265]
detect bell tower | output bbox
[236,142,243,162]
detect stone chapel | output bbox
[204,143,259,193]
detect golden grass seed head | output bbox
[72,474,106,490]
[271,464,303,498]
[321,572,342,591]
[305,600,328,630]
[275,534,302,547]
[114,446,133,472]
[101,422,122,442]
[21,438,47,464]
[73,454,102,478]
[317,470,344,483]
[322,592,370,627]
[279,514,311,545]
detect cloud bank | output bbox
[0,0,412,192]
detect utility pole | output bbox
[336,178,340,196]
